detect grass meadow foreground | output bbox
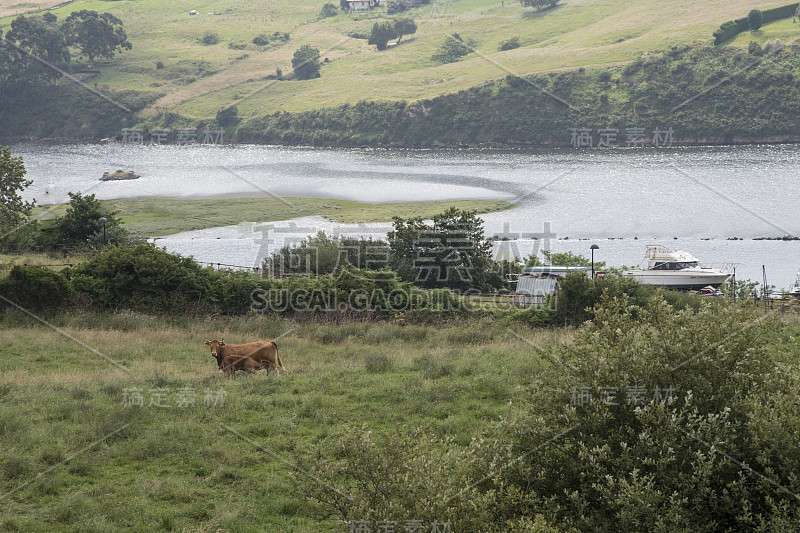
[0,311,569,531]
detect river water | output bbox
[13,142,800,290]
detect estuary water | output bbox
[13,142,800,290]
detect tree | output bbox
[388,207,503,291]
[291,44,321,79]
[216,105,239,128]
[368,22,398,51]
[319,3,339,18]
[748,9,763,31]
[431,33,475,64]
[0,146,36,246]
[61,10,131,68]
[340,0,350,12]
[521,0,560,11]
[748,40,763,56]
[55,192,123,247]
[4,15,70,85]
[393,18,417,45]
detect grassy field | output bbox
[1,0,795,120]
[0,310,569,531]
[32,197,514,237]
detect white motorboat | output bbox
[622,246,730,290]
[788,271,800,297]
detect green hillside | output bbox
[2,0,797,123]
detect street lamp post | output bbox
[590,244,599,279]
[98,217,107,245]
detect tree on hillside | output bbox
[368,21,398,51]
[291,44,321,79]
[0,146,36,246]
[431,33,475,64]
[319,3,339,18]
[521,0,560,11]
[55,192,123,246]
[216,105,239,128]
[394,18,417,44]
[4,15,70,85]
[61,10,131,68]
[748,9,763,31]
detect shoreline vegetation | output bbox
[32,197,515,237]
[3,42,800,147]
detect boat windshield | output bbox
[652,261,698,271]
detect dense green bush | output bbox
[0,266,73,311]
[200,31,219,45]
[498,36,520,51]
[292,427,498,531]
[486,294,800,531]
[70,244,220,313]
[431,33,474,64]
[265,231,388,276]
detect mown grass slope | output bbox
[2,0,795,121]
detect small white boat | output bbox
[788,271,800,297]
[622,246,730,290]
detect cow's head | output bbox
[204,339,226,361]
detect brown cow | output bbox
[217,354,261,376]
[204,339,286,373]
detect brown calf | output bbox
[218,354,261,376]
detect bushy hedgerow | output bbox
[0,266,73,311]
[70,244,221,313]
[1,244,464,317]
[486,294,800,531]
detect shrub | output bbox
[748,40,763,56]
[488,294,800,530]
[0,266,73,311]
[597,70,612,82]
[431,33,475,64]
[319,3,338,18]
[70,244,220,313]
[498,36,520,51]
[155,61,164,69]
[201,31,219,45]
[266,231,388,276]
[292,427,495,530]
[252,31,289,46]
